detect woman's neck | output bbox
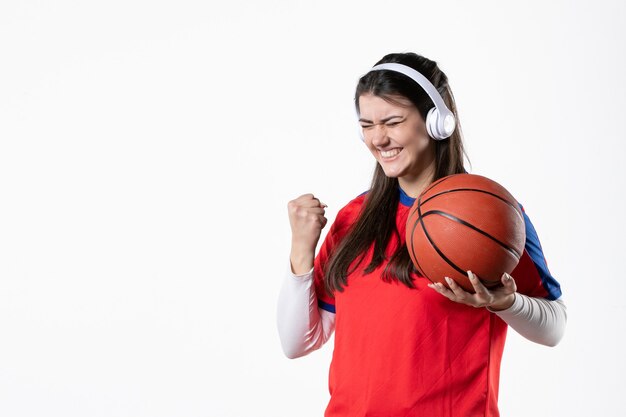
[398,156,436,198]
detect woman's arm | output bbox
[488,294,567,347]
[279,193,334,358]
[430,271,567,347]
[276,259,335,359]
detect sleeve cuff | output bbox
[487,292,524,315]
[287,257,314,280]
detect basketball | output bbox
[406,173,526,292]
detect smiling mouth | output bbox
[380,148,402,159]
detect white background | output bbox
[1,1,624,416]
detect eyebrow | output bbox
[358,115,404,124]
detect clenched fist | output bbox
[287,193,328,274]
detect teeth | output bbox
[381,148,401,158]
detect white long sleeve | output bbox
[488,293,567,347]
[276,260,335,359]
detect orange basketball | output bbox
[406,173,526,292]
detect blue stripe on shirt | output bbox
[519,203,562,300]
[318,300,336,314]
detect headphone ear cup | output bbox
[426,106,455,140]
[426,107,441,140]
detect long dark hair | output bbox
[325,52,470,296]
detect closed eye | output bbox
[359,116,405,129]
[386,119,405,127]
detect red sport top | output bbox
[313,186,561,417]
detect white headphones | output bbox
[357,63,456,141]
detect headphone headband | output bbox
[364,63,456,140]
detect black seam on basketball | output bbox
[408,203,430,282]
[419,175,456,198]
[412,230,500,287]
[408,213,427,279]
[418,210,522,259]
[412,188,523,223]
[414,194,468,279]
[407,176,458,219]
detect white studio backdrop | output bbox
[0,1,624,416]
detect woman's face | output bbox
[358,93,434,180]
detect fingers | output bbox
[427,281,456,300]
[444,276,468,299]
[428,272,491,308]
[291,204,326,222]
[428,271,521,310]
[287,194,328,221]
[427,276,468,304]
[500,272,518,294]
[304,207,326,215]
[296,210,327,226]
[302,199,327,209]
[467,270,489,296]
[287,194,329,248]
[317,214,328,227]
[295,193,327,208]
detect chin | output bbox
[378,159,409,179]
[380,168,404,178]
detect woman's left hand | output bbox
[428,271,517,311]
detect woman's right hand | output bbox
[287,194,328,274]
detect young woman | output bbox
[277,52,567,417]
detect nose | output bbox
[370,124,389,147]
